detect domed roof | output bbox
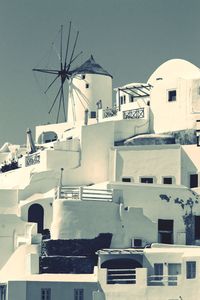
[148,59,200,85]
[71,55,112,78]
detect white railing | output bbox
[55,186,113,202]
[25,152,40,167]
[148,275,179,286]
[123,107,145,119]
[107,269,136,284]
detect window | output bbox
[90,111,96,118]
[120,95,126,104]
[195,216,200,240]
[133,239,142,247]
[82,74,86,79]
[168,90,176,102]
[41,288,51,300]
[85,83,89,88]
[130,95,134,102]
[0,285,6,300]
[122,177,131,182]
[154,263,163,281]
[186,261,196,279]
[140,177,153,184]
[163,177,173,184]
[158,219,173,244]
[74,289,84,300]
[190,174,198,188]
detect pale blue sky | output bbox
[0,0,200,145]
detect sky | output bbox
[0,0,200,146]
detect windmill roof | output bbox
[72,55,112,78]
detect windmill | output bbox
[33,22,83,123]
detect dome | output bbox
[71,55,112,78]
[148,59,200,85]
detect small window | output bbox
[85,83,89,89]
[186,261,196,279]
[190,174,198,188]
[133,239,142,247]
[120,95,126,104]
[122,177,131,182]
[130,95,134,103]
[140,177,153,184]
[41,288,51,300]
[195,216,200,240]
[168,90,176,102]
[74,289,84,300]
[163,177,173,184]
[82,74,86,80]
[90,111,96,118]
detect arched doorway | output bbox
[28,204,44,233]
[101,258,142,269]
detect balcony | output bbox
[148,274,179,286]
[55,186,113,202]
[107,268,136,284]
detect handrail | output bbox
[55,186,113,202]
[123,107,144,119]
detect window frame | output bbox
[162,176,173,185]
[186,261,196,279]
[140,177,154,184]
[167,89,177,102]
[41,288,51,300]
[74,289,84,300]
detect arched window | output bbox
[38,131,58,144]
[28,204,44,233]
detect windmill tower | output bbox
[68,55,113,124]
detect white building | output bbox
[0,57,200,299]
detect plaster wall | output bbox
[24,281,97,300]
[8,281,27,300]
[109,183,200,244]
[68,74,112,124]
[148,59,200,133]
[181,144,200,187]
[51,199,156,247]
[0,215,36,269]
[111,145,180,184]
[0,189,18,214]
[39,149,80,170]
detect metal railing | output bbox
[107,269,136,284]
[55,186,113,202]
[25,152,40,167]
[148,275,179,286]
[123,108,144,119]
[103,107,119,118]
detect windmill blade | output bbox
[60,25,63,68]
[48,84,63,114]
[44,74,60,94]
[61,85,67,121]
[66,31,79,72]
[64,21,72,68]
[33,68,59,75]
[65,51,83,71]
[56,90,63,123]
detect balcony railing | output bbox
[107,269,136,284]
[55,186,113,202]
[25,152,40,167]
[148,275,179,286]
[123,108,144,119]
[103,107,119,119]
